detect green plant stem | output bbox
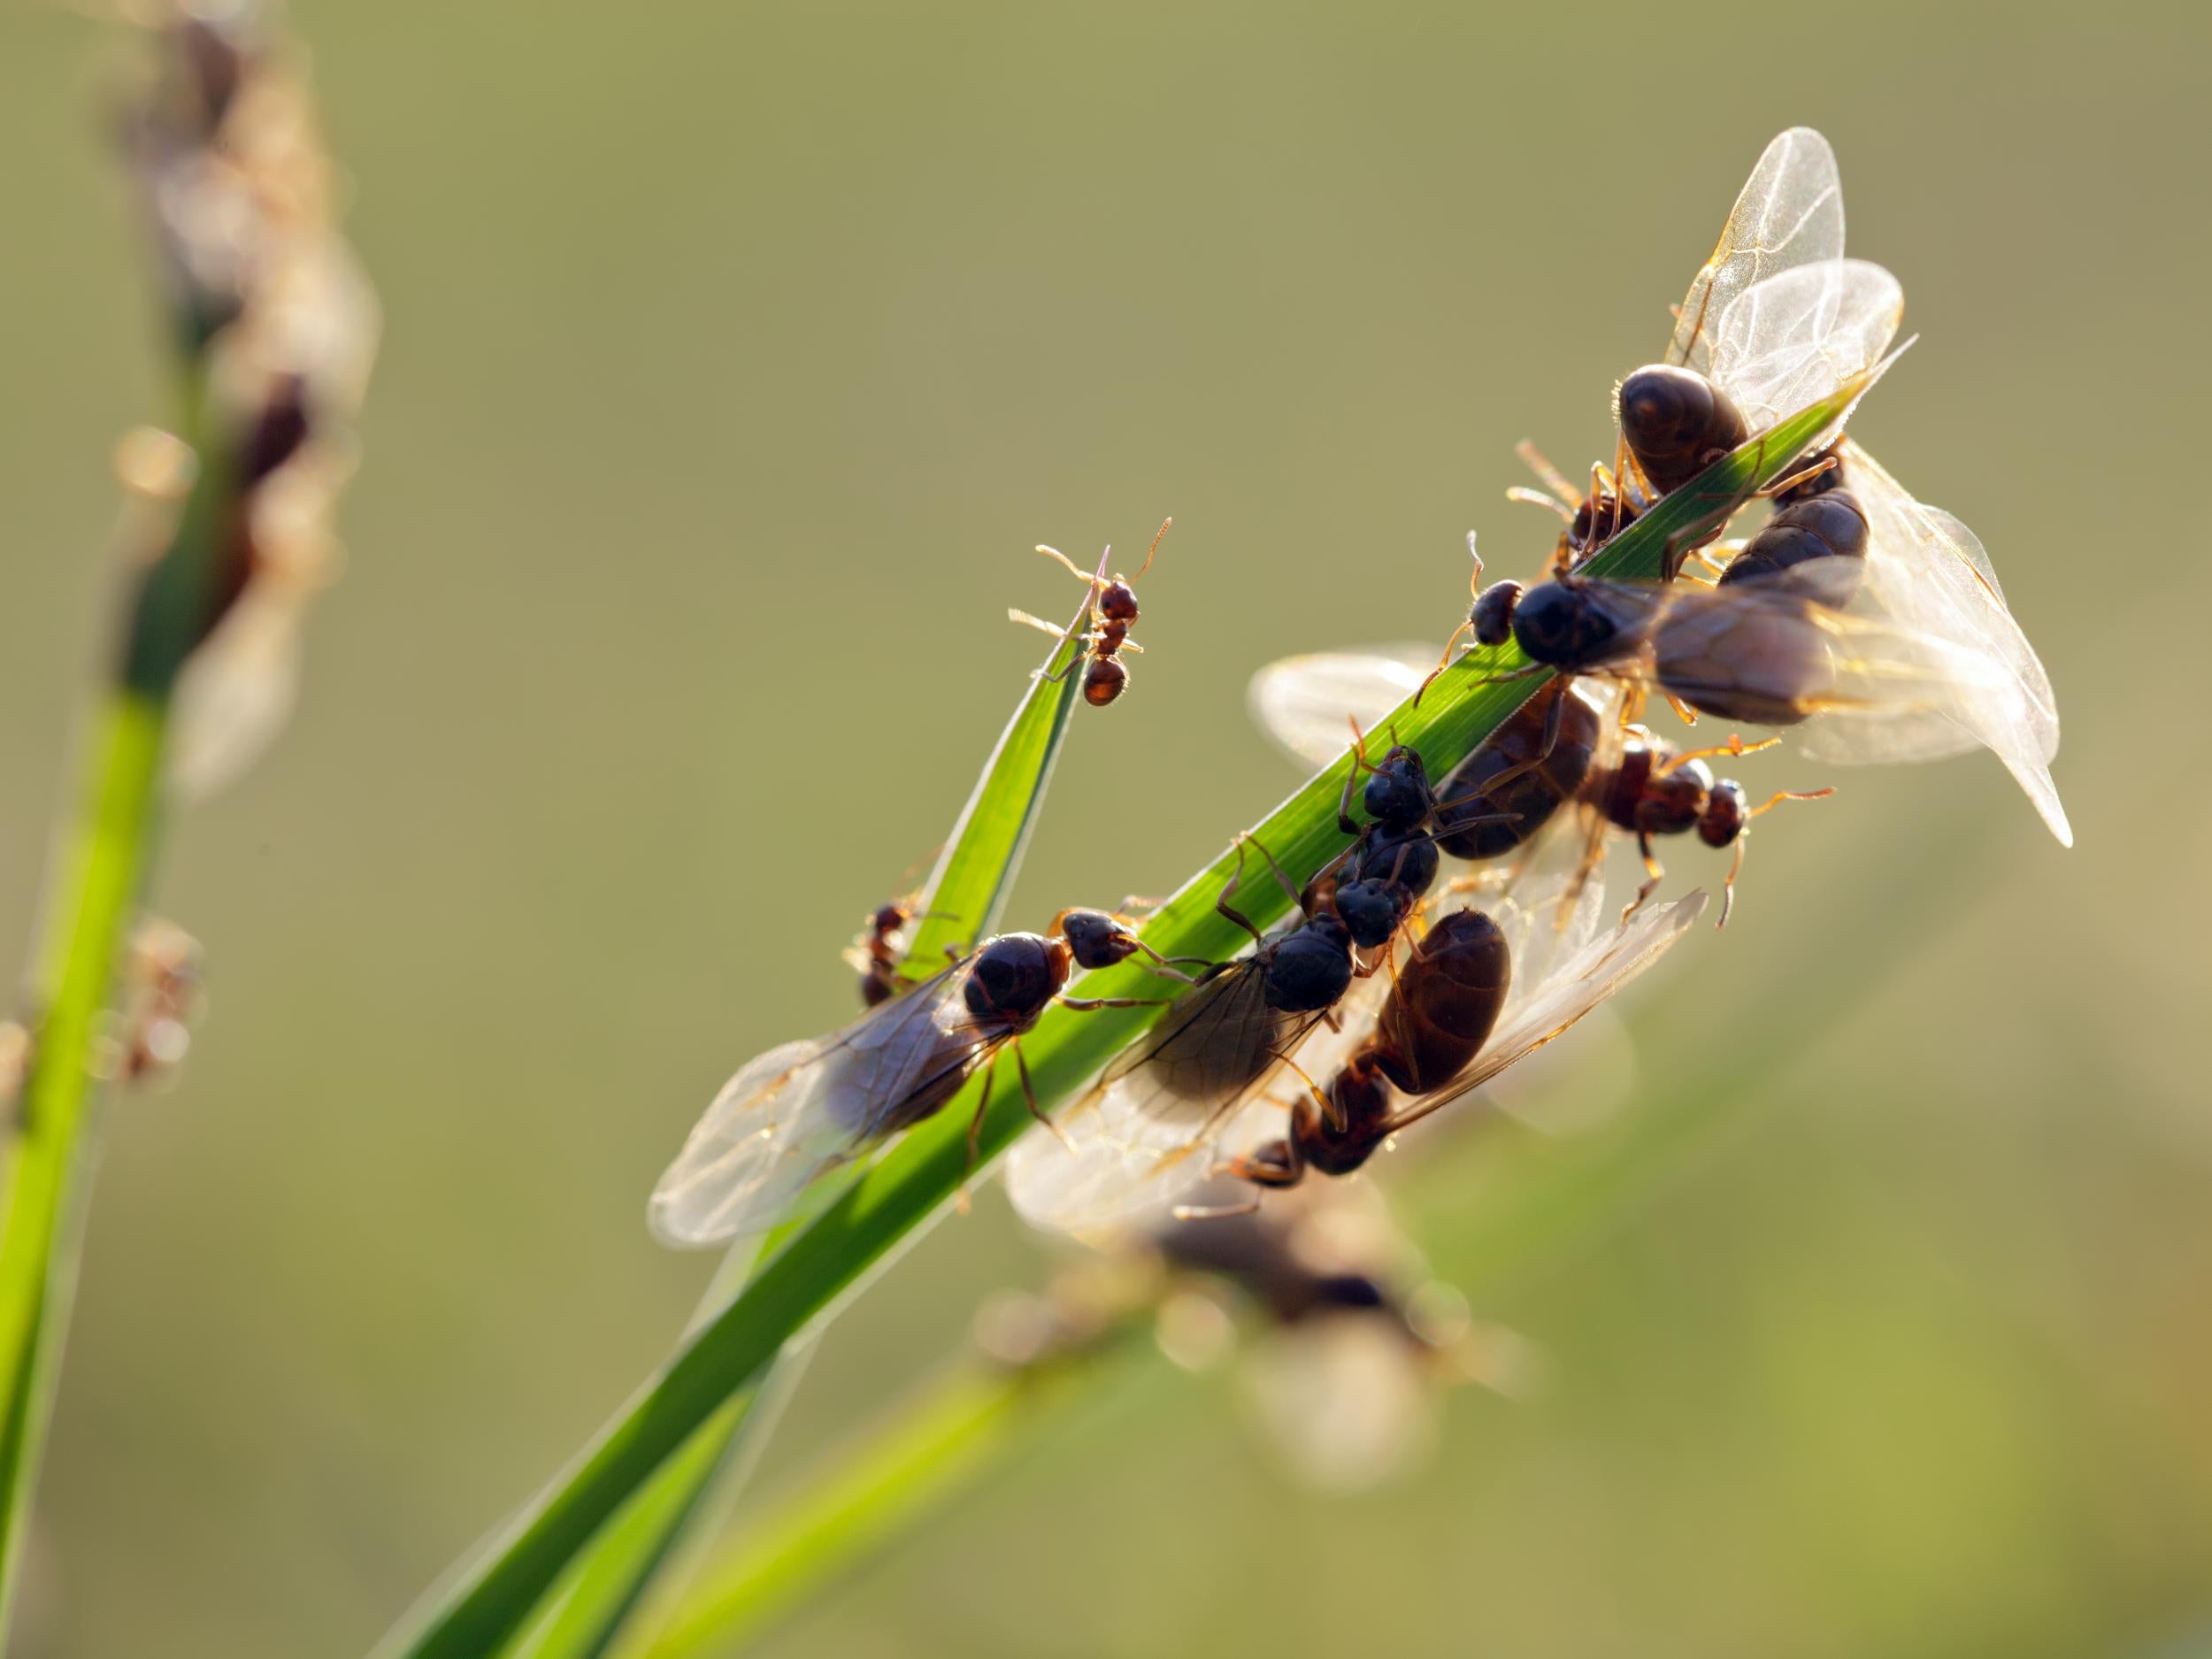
[380,384,1864,1659]
[646,1340,1155,1659]
[641,799,2008,1659]
[497,591,1102,1659]
[0,691,170,1613]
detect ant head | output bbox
[1361,746,1430,829]
[1056,907,1140,971]
[1511,579,1613,667]
[1471,580,1523,648]
[1698,779,1749,849]
[869,902,909,934]
[1095,579,1139,623]
[1332,879,1406,950]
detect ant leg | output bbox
[1035,543,1108,589]
[1057,994,1175,1010]
[1215,841,1268,947]
[1414,620,1476,707]
[1678,547,1730,580]
[1718,835,1747,929]
[1010,1041,1072,1152]
[1505,487,1575,522]
[1623,832,1664,924]
[1515,440,1583,511]
[1126,941,1209,984]
[1762,453,1838,499]
[1664,692,1701,726]
[1240,833,1307,913]
[1339,721,1377,835]
[1473,661,1552,689]
[1008,606,1075,640]
[1663,733,1779,773]
[964,1063,997,1173]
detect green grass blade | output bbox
[643,1340,1156,1659]
[898,586,1095,979]
[377,383,1864,1659]
[495,595,1096,1657]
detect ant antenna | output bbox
[1131,516,1171,581]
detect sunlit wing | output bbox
[1708,259,1902,436]
[1247,645,1436,769]
[1243,1314,1436,1492]
[1570,580,2012,747]
[648,965,982,1247]
[1668,127,1844,373]
[1379,889,1709,1139]
[1799,444,2070,844]
[169,586,308,799]
[647,1037,849,1247]
[1010,969,1378,1239]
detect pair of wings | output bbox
[648,959,996,1248]
[1005,885,1706,1241]
[1665,128,2068,843]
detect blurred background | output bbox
[0,2,2203,1655]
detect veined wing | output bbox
[648,965,985,1247]
[1570,580,2010,741]
[1668,127,1845,373]
[1378,890,1708,1140]
[1010,968,1372,1239]
[1248,645,1435,769]
[1801,444,2070,845]
[1708,259,1903,437]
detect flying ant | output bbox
[1211,890,1705,1205]
[650,904,1198,1246]
[1009,517,1171,707]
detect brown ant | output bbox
[1010,517,1171,707]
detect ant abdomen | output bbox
[1617,364,1749,494]
[1434,678,1601,861]
[1719,489,1870,602]
[1372,910,1509,1094]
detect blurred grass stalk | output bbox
[0,5,373,1641]
[503,594,1097,1658]
[382,384,1868,1659]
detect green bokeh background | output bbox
[1,4,2202,1655]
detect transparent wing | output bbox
[1010,970,1370,1240]
[1379,889,1708,1138]
[648,966,983,1247]
[169,585,307,799]
[1571,580,2013,749]
[647,1036,848,1248]
[1801,444,2069,844]
[1668,127,1845,372]
[1708,259,1902,437]
[1247,646,1436,769]
[1242,1314,1437,1492]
